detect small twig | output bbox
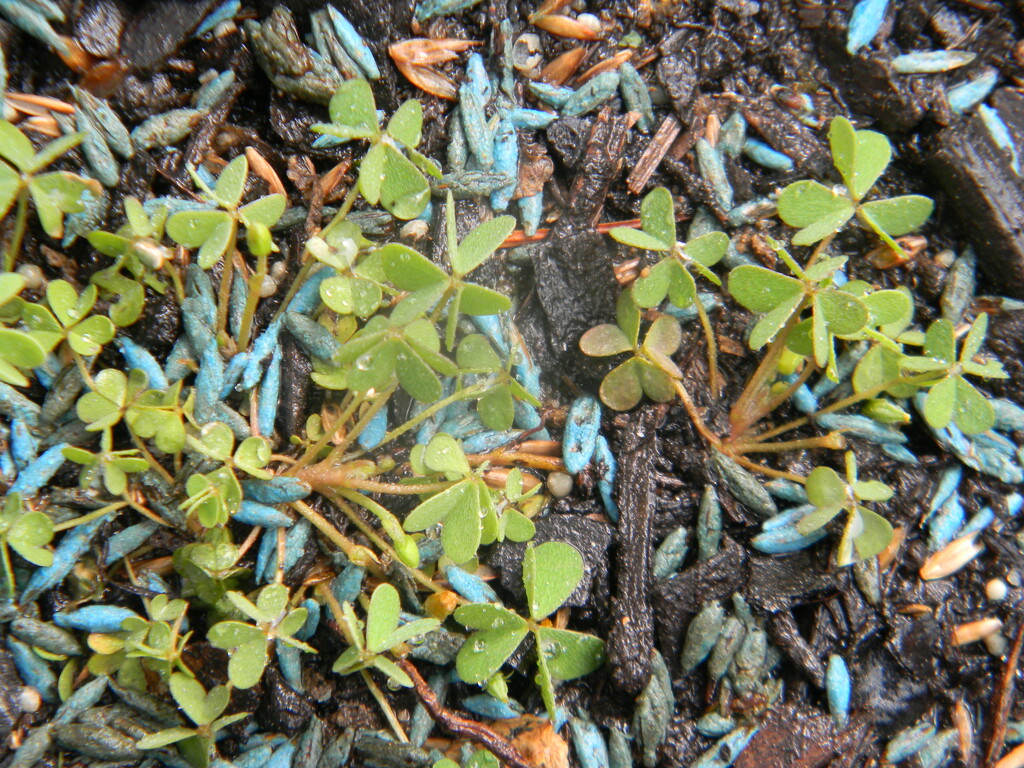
[984,621,1024,767]
[397,659,535,768]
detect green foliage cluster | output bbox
[582,114,1008,568]
[0,80,607,768]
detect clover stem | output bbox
[130,432,176,487]
[803,232,836,271]
[728,454,806,483]
[162,260,186,304]
[51,501,129,532]
[236,250,268,350]
[671,378,720,448]
[728,306,806,439]
[694,297,722,396]
[0,544,15,599]
[291,500,385,579]
[214,237,239,338]
[377,382,490,448]
[730,433,846,455]
[288,392,362,474]
[2,189,28,273]
[269,258,316,326]
[343,478,454,495]
[760,360,817,418]
[325,385,397,462]
[275,526,286,584]
[362,664,408,740]
[324,492,444,596]
[742,372,936,445]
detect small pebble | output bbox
[985,632,1008,657]
[547,471,574,498]
[986,578,1008,602]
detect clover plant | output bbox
[403,434,536,564]
[136,673,248,768]
[21,279,116,356]
[88,594,192,684]
[63,430,149,496]
[796,452,894,566]
[0,120,100,271]
[579,292,681,411]
[76,368,189,453]
[0,272,46,386]
[454,541,604,720]
[380,190,515,349]
[902,315,1008,434]
[332,583,440,687]
[311,78,438,220]
[207,583,315,688]
[0,493,54,596]
[777,116,932,253]
[88,197,177,327]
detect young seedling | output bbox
[607,186,729,391]
[136,673,248,768]
[453,541,604,720]
[0,272,47,386]
[0,492,54,595]
[579,292,682,411]
[87,197,177,326]
[173,530,249,609]
[380,190,515,349]
[311,78,439,219]
[207,583,315,688]
[456,334,541,431]
[776,116,932,253]
[88,594,192,683]
[403,433,536,564]
[21,279,116,356]
[728,238,868,380]
[0,119,100,271]
[902,314,1008,434]
[166,154,286,344]
[310,219,384,320]
[63,429,149,496]
[76,368,188,454]
[180,424,273,528]
[796,451,894,566]
[332,582,439,687]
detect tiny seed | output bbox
[270,260,287,281]
[16,264,45,290]
[986,578,1008,602]
[577,13,602,34]
[17,686,41,713]
[547,471,573,498]
[259,276,278,298]
[400,220,430,240]
[985,631,1008,657]
[951,617,1002,646]
[934,248,957,268]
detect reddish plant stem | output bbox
[396,659,534,768]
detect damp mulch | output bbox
[3,1,1024,767]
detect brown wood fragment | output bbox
[627,115,682,194]
[984,621,1024,766]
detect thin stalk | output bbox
[290,499,385,578]
[52,501,129,532]
[729,454,806,483]
[377,383,489,448]
[162,260,186,304]
[130,432,175,486]
[325,386,396,461]
[214,232,239,337]
[671,379,721,447]
[288,392,361,474]
[730,433,846,455]
[237,249,269,349]
[760,360,817,418]
[745,372,934,445]
[728,307,807,438]
[0,544,15,599]
[123,496,170,527]
[326,492,444,597]
[2,190,29,272]
[466,451,565,472]
[269,258,316,326]
[342,478,453,495]
[694,296,721,396]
